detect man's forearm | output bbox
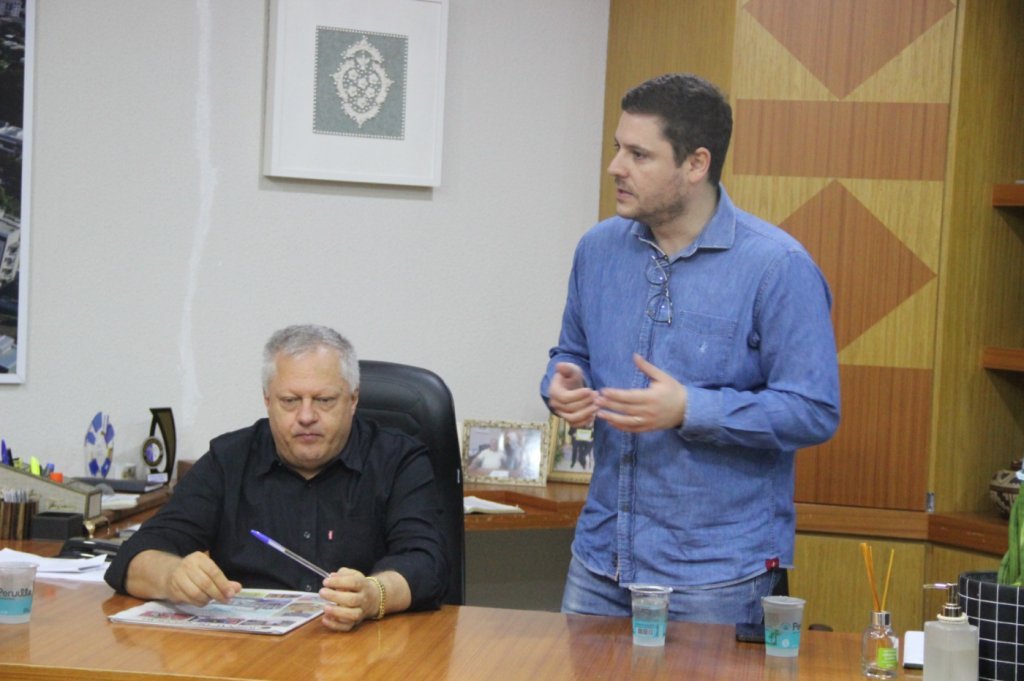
[123,549,182,600]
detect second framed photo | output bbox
[546,415,594,484]
[462,420,548,487]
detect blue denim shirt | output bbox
[541,186,840,588]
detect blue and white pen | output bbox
[250,529,330,579]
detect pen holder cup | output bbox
[30,512,84,540]
[0,501,37,540]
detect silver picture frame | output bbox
[462,419,549,488]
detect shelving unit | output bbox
[980,185,1024,371]
[967,182,1024,556]
[961,186,1021,549]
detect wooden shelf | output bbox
[462,489,939,541]
[993,183,1024,207]
[981,346,1024,371]
[794,502,928,540]
[928,511,1009,556]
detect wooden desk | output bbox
[0,575,888,681]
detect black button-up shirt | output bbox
[105,415,448,610]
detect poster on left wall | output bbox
[0,0,32,383]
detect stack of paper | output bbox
[0,547,109,582]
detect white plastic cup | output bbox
[762,595,806,657]
[0,562,38,624]
[629,584,673,647]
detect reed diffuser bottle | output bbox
[860,543,899,678]
[862,610,900,678]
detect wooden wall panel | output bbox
[796,366,931,510]
[729,0,957,510]
[733,101,949,180]
[741,0,953,99]
[792,534,925,634]
[930,0,1024,513]
[783,181,936,351]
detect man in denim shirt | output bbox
[541,74,840,624]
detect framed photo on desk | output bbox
[462,419,548,487]
[546,415,593,484]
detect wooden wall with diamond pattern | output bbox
[602,0,1024,516]
[732,0,955,511]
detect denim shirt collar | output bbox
[627,183,736,260]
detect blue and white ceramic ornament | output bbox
[84,411,115,477]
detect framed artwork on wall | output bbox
[462,419,549,488]
[0,0,33,383]
[263,0,449,187]
[546,415,594,484]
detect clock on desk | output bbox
[141,407,176,478]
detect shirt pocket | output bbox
[664,309,737,384]
[324,517,384,574]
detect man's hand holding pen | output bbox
[249,530,410,632]
[318,568,383,631]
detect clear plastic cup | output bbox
[629,584,672,647]
[0,562,38,624]
[762,595,806,657]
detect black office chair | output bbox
[356,360,465,605]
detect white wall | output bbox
[0,0,609,475]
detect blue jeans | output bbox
[561,556,780,624]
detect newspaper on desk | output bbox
[109,589,326,635]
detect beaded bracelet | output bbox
[366,576,386,620]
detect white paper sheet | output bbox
[0,547,109,582]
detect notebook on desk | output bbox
[72,477,165,493]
